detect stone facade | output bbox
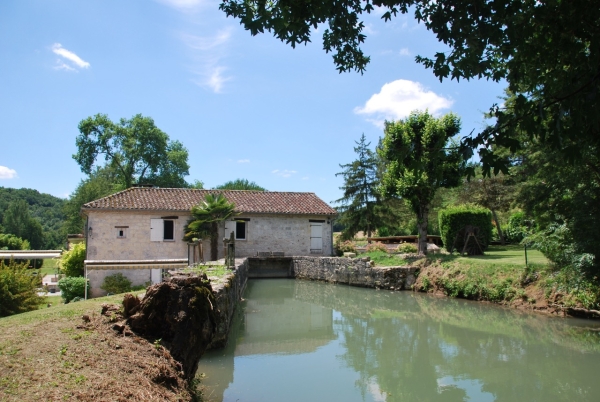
[86,210,189,261]
[85,210,334,262]
[229,214,333,258]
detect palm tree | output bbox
[185,193,237,261]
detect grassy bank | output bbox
[364,245,600,314]
[0,292,195,401]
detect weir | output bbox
[247,257,293,278]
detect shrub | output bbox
[336,240,357,255]
[101,273,132,294]
[59,243,86,277]
[0,259,43,317]
[397,243,418,253]
[58,276,88,303]
[365,242,388,253]
[438,204,493,253]
[505,211,533,243]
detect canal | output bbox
[197,279,600,401]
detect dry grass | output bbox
[0,295,194,402]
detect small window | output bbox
[163,220,174,240]
[116,226,128,239]
[236,221,246,240]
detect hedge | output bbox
[439,204,493,253]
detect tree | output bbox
[219,0,600,175]
[185,194,238,261]
[215,179,266,191]
[334,134,383,240]
[73,114,191,189]
[457,171,515,244]
[2,200,44,250]
[0,259,43,317]
[379,111,465,254]
[63,166,124,234]
[59,243,86,277]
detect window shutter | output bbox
[151,219,163,241]
[224,220,236,240]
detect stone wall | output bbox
[86,210,189,261]
[229,214,334,258]
[208,258,249,349]
[87,268,152,298]
[292,256,418,291]
[85,211,334,262]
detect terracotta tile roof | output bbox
[82,187,337,215]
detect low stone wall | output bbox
[208,259,249,349]
[292,256,418,290]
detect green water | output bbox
[197,279,600,402]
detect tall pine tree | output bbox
[335,134,385,240]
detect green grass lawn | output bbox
[362,244,548,269]
[38,258,60,276]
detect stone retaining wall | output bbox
[208,259,248,349]
[292,256,418,290]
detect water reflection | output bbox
[198,279,600,402]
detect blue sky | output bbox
[0,0,505,205]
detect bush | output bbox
[58,276,88,303]
[59,243,86,277]
[397,243,418,253]
[0,259,43,317]
[101,273,132,294]
[335,240,357,255]
[505,211,533,243]
[438,204,493,253]
[365,242,388,253]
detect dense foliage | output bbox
[0,259,43,317]
[0,187,65,249]
[0,233,30,251]
[59,243,86,277]
[380,111,465,254]
[220,0,600,177]
[438,205,493,253]
[335,134,387,240]
[57,276,88,303]
[62,167,124,235]
[74,114,191,189]
[101,273,132,294]
[215,179,266,191]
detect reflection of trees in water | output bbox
[329,286,600,401]
[200,280,600,402]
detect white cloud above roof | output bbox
[272,169,297,178]
[0,166,18,179]
[355,79,453,128]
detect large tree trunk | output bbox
[210,222,218,261]
[417,205,429,255]
[491,209,505,245]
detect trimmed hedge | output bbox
[439,204,493,253]
[58,276,89,303]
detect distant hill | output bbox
[0,187,66,249]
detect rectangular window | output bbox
[236,221,246,240]
[163,220,174,240]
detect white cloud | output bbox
[354,79,453,127]
[301,176,309,180]
[0,166,18,179]
[51,43,90,70]
[183,29,233,93]
[272,169,297,178]
[237,159,250,164]
[399,48,411,56]
[155,0,208,12]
